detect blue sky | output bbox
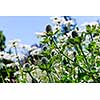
[0,16,100,47]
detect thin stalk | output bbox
[51,37,74,62]
[14,46,24,79]
[0,74,4,83]
[49,73,54,83]
[78,44,89,68]
[28,72,38,83]
[90,33,95,68]
[4,66,10,79]
[51,36,89,76]
[47,72,52,83]
[14,47,22,67]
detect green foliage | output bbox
[1,17,100,83]
[37,21,100,83]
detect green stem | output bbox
[0,74,4,83]
[14,46,24,79]
[51,37,74,62]
[14,47,22,67]
[47,72,52,83]
[51,35,90,82]
[28,72,38,83]
[90,33,95,68]
[50,73,54,83]
[4,66,10,79]
[78,44,89,68]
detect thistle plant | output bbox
[0,16,100,83]
[36,16,100,83]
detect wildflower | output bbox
[65,20,75,26]
[64,16,77,30]
[67,31,72,38]
[30,48,41,56]
[29,45,38,52]
[50,16,65,25]
[10,54,17,61]
[54,25,61,31]
[14,71,20,76]
[0,52,12,60]
[0,51,5,59]
[35,32,46,36]
[6,63,15,68]
[68,50,73,57]
[8,39,21,48]
[4,77,10,82]
[6,62,19,70]
[16,54,26,60]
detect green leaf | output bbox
[86,25,91,33]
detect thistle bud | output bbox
[72,31,78,38]
[46,25,53,33]
[41,57,48,64]
[73,51,76,57]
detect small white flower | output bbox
[6,62,19,68]
[8,39,21,48]
[67,31,72,38]
[35,32,46,36]
[96,56,100,59]
[4,77,10,82]
[68,50,73,57]
[30,48,41,55]
[88,79,93,83]
[4,53,12,60]
[65,20,75,26]
[10,53,25,61]
[0,52,5,59]
[53,25,61,31]
[6,63,14,68]
[29,46,38,51]
[9,54,17,61]
[57,43,61,47]
[0,52,12,60]
[14,71,20,76]
[50,16,65,25]
[96,41,100,46]
[17,54,26,60]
